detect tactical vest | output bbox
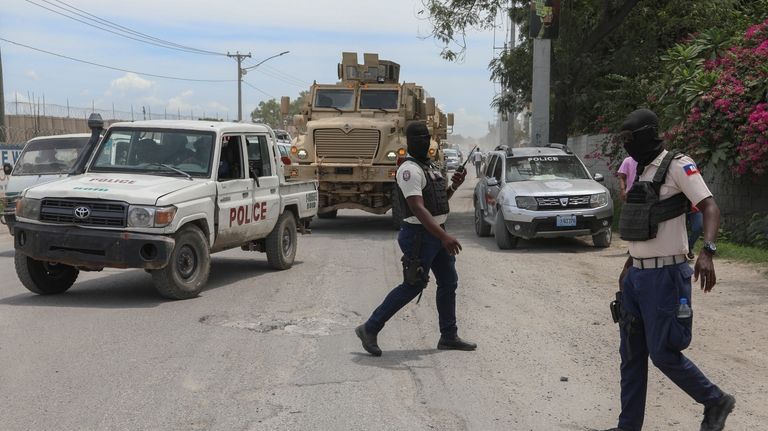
[397,157,450,219]
[619,152,691,241]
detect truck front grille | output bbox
[40,199,127,227]
[313,128,381,162]
[535,195,592,210]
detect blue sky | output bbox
[1,0,504,137]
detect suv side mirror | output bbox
[3,163,12,175]
[593,173,604,182]
[486,177,499,187]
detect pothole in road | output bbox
[199,314,341,336]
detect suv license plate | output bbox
[556,215,577,227]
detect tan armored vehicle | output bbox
[285,52,453,227]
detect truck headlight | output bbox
[590,192,608,208]
[515,196,537,210]
[386,151,397,161]
[16,197,41,220]
[297,149,308,160]
[128,206,177,227]
[128,206,154,227]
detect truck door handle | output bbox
[242,192,249,198]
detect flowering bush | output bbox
[665,19,768,177]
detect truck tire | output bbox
[494,210,518,249]
[593,227,612,248]
[266,211,297,270]
[391,197,405,230]
[474,197,491,237]
[15,254,79,295]
[318,209,337,219]
[152,226,210,300]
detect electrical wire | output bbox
[261,64,310,86]
[25,0,226,56]
[243,81,275,99]
[0,37,235,82]
[249,67,307,88]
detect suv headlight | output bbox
[16,197,41,220]
[590,192,608,208]
[515,196,537,210]
[128,205,177,227]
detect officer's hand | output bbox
[441,234,462,256]
[694,252,717,292]
[451,169,467,188]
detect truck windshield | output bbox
[314,89,355,110]
[359,89,399,110]
[506,156,590,182]
[90,129,215,177]
[13,136,89,176]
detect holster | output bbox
[402,230,429,303]
[610,291,622,324]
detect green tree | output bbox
[421,0,751,143]
[250,91,309,128]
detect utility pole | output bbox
[507,23,517,147]
[529,0,560,146]
[228,51,251,122]
[0,46,6,142]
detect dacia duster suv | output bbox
[473,144,613,249]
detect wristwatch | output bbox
[702,241,717,255]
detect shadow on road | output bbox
[350,349,442,370]
[309,211,396,235]
[0,249,15,258]
[0,255,287,309]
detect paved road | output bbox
[1,187,766,430]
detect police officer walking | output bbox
[599,109,735,431]
[355,122,476,356]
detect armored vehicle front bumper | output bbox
[289,164,398,182]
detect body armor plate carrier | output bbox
[397,157,450,220]
[619,152,691,241]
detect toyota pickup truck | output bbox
[12,120,318,299]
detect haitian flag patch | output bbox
[683,163,699,176]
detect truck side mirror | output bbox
[3,163,12,175]
[593,173,604,182]
[426,97,436,117]
[280,96,290,117]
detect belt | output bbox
[632,254,687,269]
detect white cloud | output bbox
[25,70,39,80]
[110,73,155,92]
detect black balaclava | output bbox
[620,108,664,167]
[406,122,431,163]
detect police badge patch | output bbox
[403,170,411,181]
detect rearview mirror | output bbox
[3,163,12,175]
[593,173,604,182]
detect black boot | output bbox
[355,324,382,357]
[437,335,477,351]
[700,393,735,431]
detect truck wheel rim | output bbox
[282,227,293,256]
[177,245,197,279]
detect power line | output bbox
[261,63,310,86]
[0,37,235,82]
[248,67,307,88]
[243,80,275,99]
[25,0,226,56]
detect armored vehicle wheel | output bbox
[494,210,518,249]
[474,198,491,237]
[152,225,210,300]
[593,227,612,248]
[15,254,79,295]
[266,211,297,270]
[318,209,337,219]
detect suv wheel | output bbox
[593,227,612,248]
[494,210,518,249]
[474,198,491,237]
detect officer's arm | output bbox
[405,196,462,255]
[694,196,719,292]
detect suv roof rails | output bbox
[546,143,572,154]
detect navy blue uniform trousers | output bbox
[618,262,722,430]
[365,222,458,337]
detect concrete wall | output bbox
[567,134,620,196]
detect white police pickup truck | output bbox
[12,120,318,299]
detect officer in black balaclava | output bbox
[619,108,664,168]
[597,110,734,431]
[355,121,476,356]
